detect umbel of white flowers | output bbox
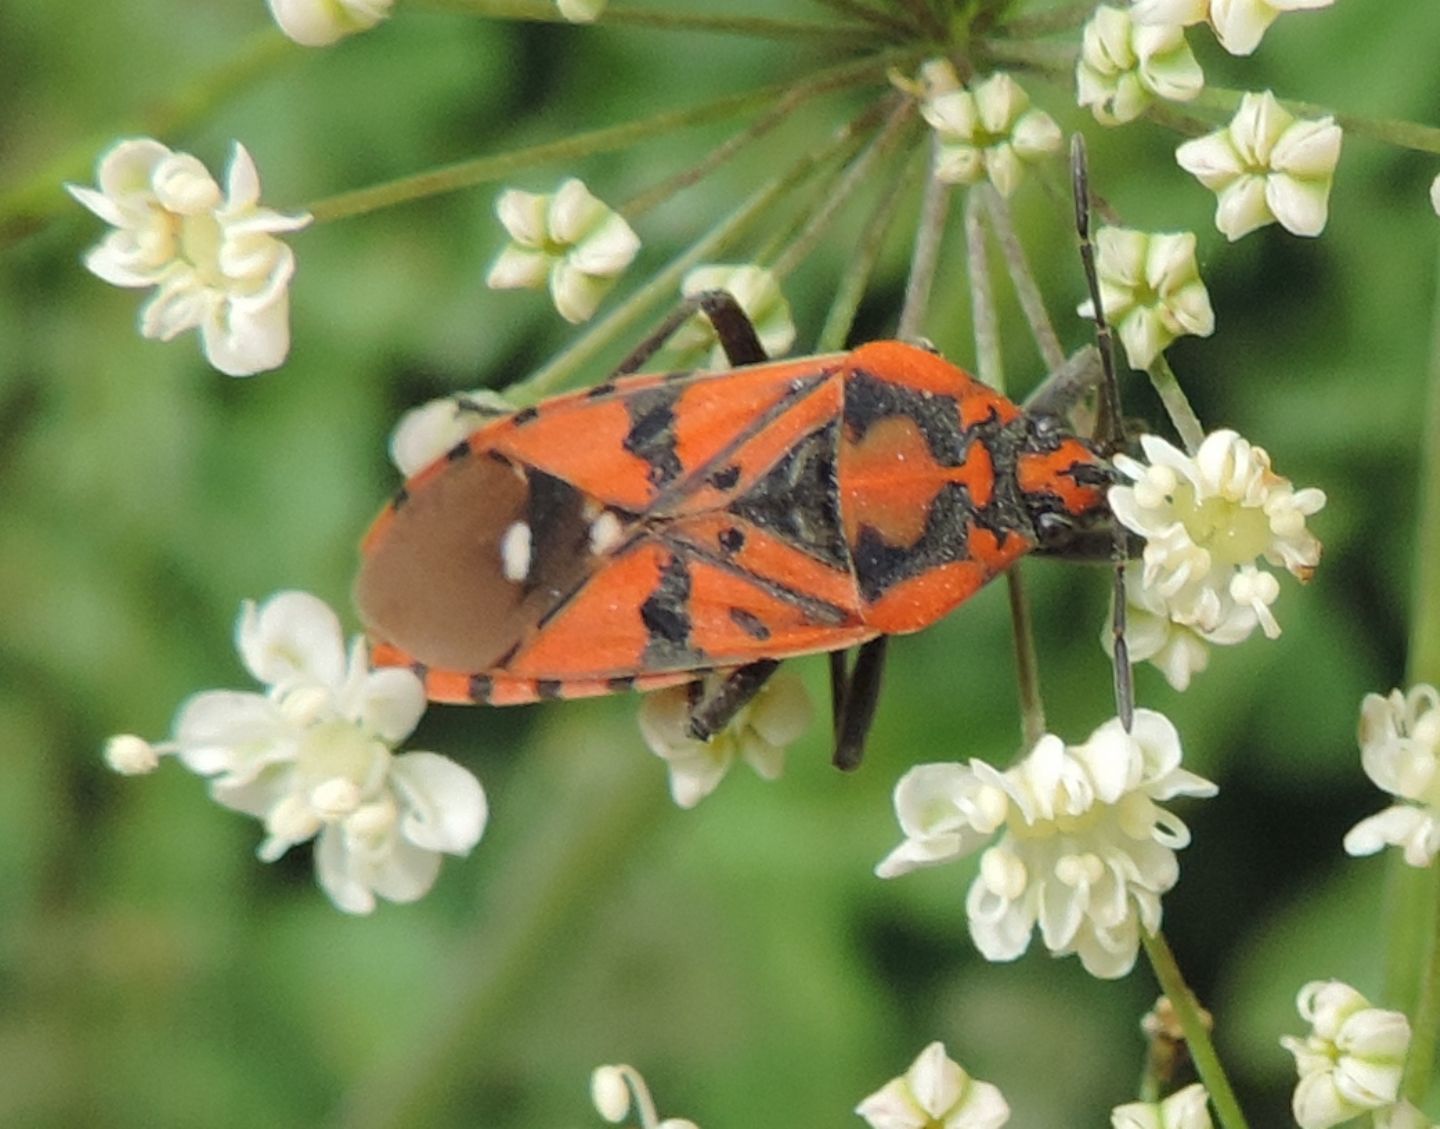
[104,592,487,913]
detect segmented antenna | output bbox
[1070,134,1134,732]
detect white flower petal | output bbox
[237,590,347,690]
[389,751,489,853]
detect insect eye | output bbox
[1035,511,1073,547]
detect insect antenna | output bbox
[1071,134,1134,731]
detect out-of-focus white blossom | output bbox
[1130,0,1335,56]
[1176,91,1342,241]
[68,139,310,376]
[388,389,515,476]
[638,673,811,808]
[103,591,487,913]
[1077,7,1204,126]
[1111,1083,1213,1129]
[1281,980,1410,1129]
[1430,175,1440,217]
[921,72,1062,196]
[590,1063,699,1129]
[1345,685,1440,867]
[1077,227,1214,369]
[855,1041,1010,1129]
[1110,430,1325,650]
[877,710,1215,979]
[487,179,639,323]
[267,0,393,46]
[1374,1101,1440,1129]
[663,264,796,370]
[558,0,606,21]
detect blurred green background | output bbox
[2,1,1439,1125]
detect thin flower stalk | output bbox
[806,0,918,38]
[976,185,1066,371]
[1190,88,1440,156]
[1141,932,1251,1129]
[1146,354,1207,454]
[897,137,953,342]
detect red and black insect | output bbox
[356,142,1129,768]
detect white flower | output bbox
[558,0,606,21]
[855,1041,1010,1129]
[1375,1101,1440,1129]
[1176,91,1342,241]
[67,139,310,376]
[1077,7,1204,126]
[105,734,160,775]
[1430,174,1440,217]
[1281,980,1410,1129]
[922,72,1062,196]
[590,1064,699,1129]
[877,710,1215,979]
[1344,685,1440,867]
[103,591,488,913]
[1106,571,1216,691]
[267,0,393,46]
[1130,0,1335,56]
[1077,227,1214,370]
[637,673,811,808]
[388,388,514,476]
[1110,430,1326,645]
[1111,1083,1213,1129]
[664,264,796,370]
[486,179,639,323]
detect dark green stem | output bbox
[1141,931,1251,1129]
[415,0,878,41]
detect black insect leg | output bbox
[1071,134,1134,732]
[830,637,888,772]
[611,289,769,377]
[687,659,781,741]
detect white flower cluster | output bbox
[1282,980,1411,1129]
[1079,227,1215,371]
[1345,685,1440,867]
[1109,430,1326,690]
[1111,1083,1213,1129]
[856,1042,1010,1129]
[638,673,812,808]
[1130,0,1335,57]
[1077,6,1204,126]
[68,139,310,376]
[267,0,393,46]
[487,178,640,323]
[920,71,1062,197]
[877,710,1215,979]
[104,592,487,913]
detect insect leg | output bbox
[687,659,781,740]
[832,636,888,772]
[1071,134,1134,731]
[611,289,769,377]
[1021,345,1103,417]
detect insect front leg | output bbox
[687,659,782,740]
[612,289,769,377]
[830,637,889,772]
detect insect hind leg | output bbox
[612,289,769,377]
[830,637,888,772]
[687,659,781,740]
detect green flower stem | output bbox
[1145,354,1206,454]
[332,730,669,1129]
[808,0,920,39]
[1194,89,1440,156]
[770,98,916,278]
[817,148,926,352]
[967,190,1046,750]
[977,184,1065,372]
[1142,930,1252,1129]
[415,0,877,41]
[974,35,1078,75]
[893,0,947,40]
[1396,248,1440,1105]
[897,141,952,341]
[997,0,1095,38]
[506,104,883,403]
[305,49,917,224]
[0,28,292,248]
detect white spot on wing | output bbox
[500,520,532,583]
[589,511,623,556]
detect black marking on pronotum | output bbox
[624,386,684,488]
[843,368,970,464]
[852,481,983,604]
[446,440,471,462]
[587,381,618,399]
[536,679,564,700]
[728,607,771,641]
[729,420,849,569]
[607,675,636,693]
[468,673,493,702]
[718,526,746,554]
[640,552,696,665]
[709,464,741,491]
[512,406,540,426]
